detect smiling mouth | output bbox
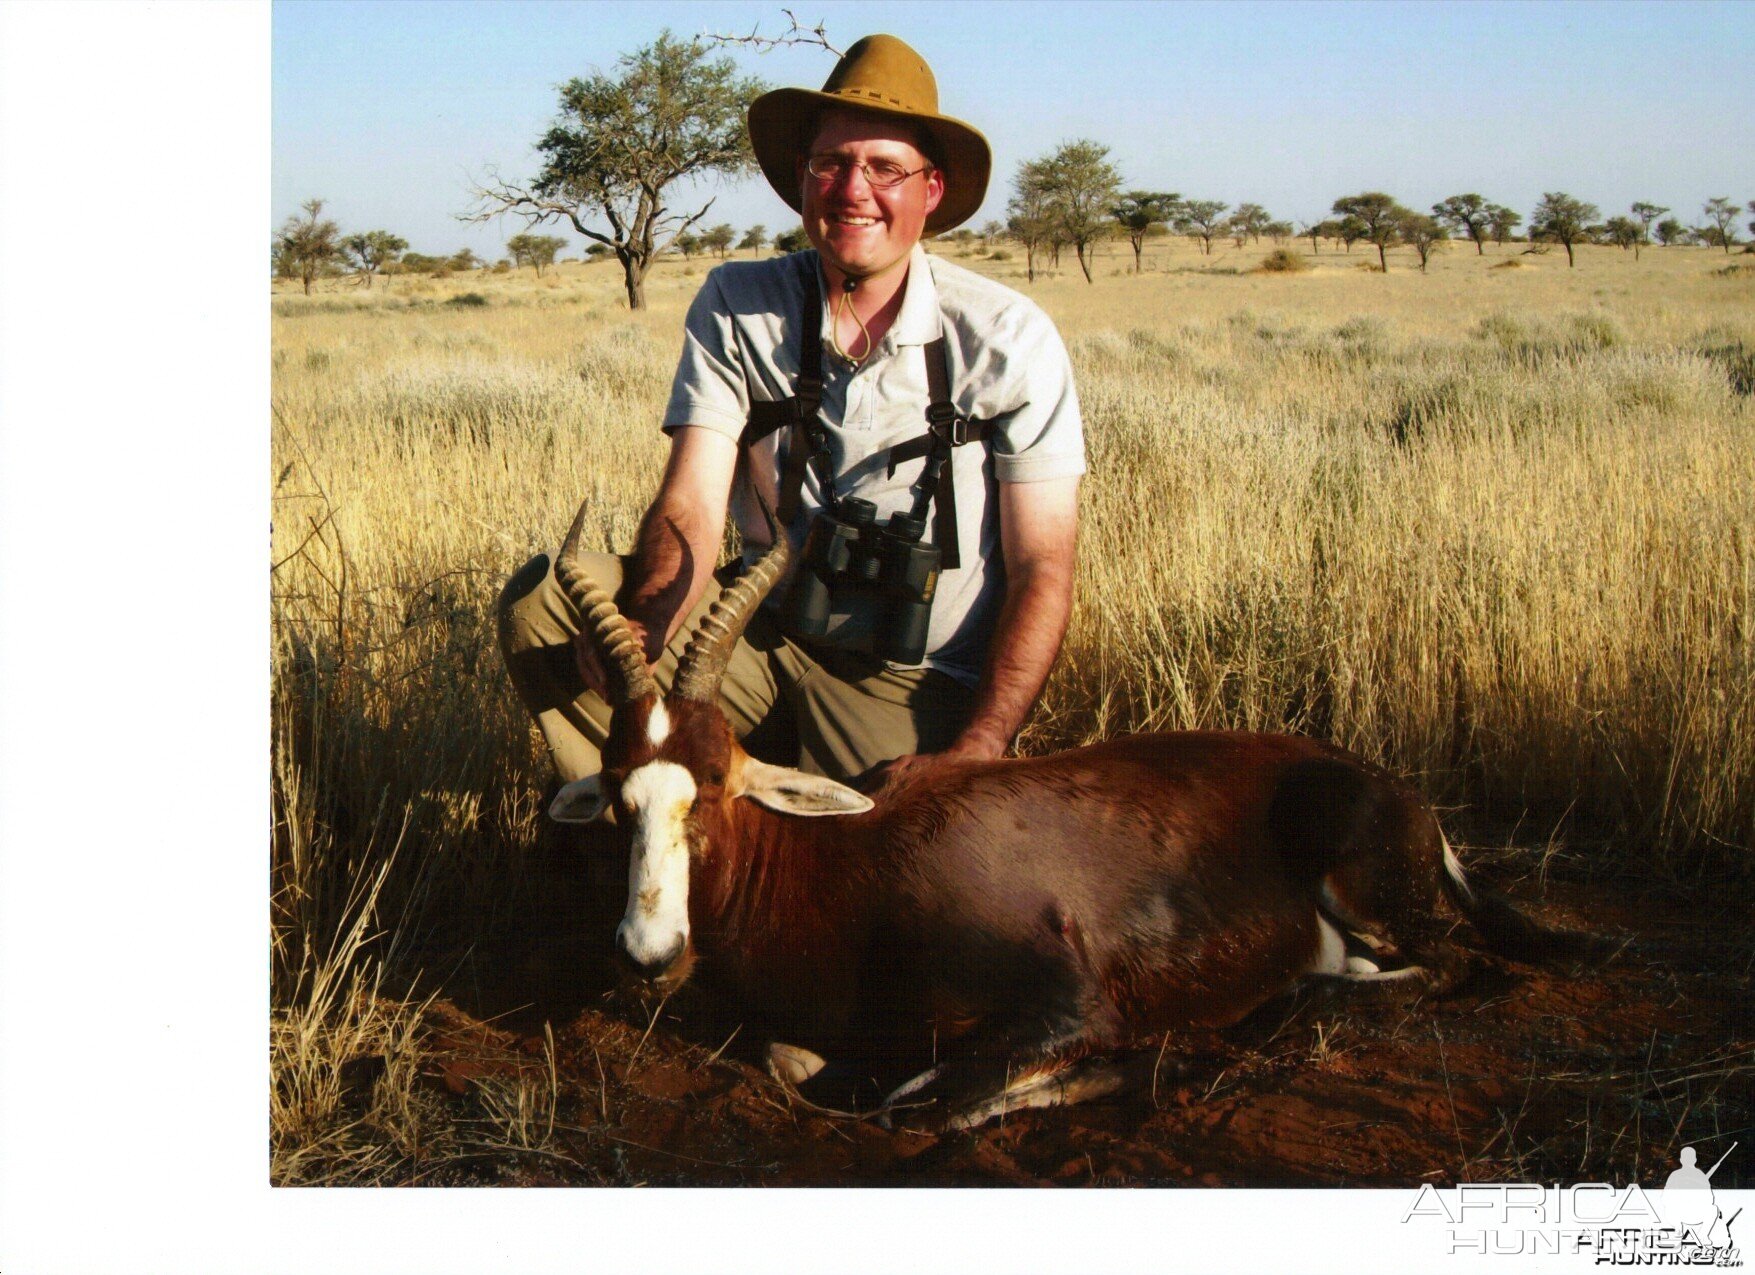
[827,215,879,228]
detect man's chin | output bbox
[814,239,904,280]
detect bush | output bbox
[445,292,489,308]
[1257,248,1308,274]
[1694,333,1755,396]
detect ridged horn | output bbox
[555,500,657,706]
[671,496,792,704]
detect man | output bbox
[498,34,1084,788]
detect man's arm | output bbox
[895,474,1080,770]
[574,426,738,694]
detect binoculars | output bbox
[783,496,941,665]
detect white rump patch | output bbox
[616,762,697,969]
[646,699,670,748]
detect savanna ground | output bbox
[271,233,1754,1187]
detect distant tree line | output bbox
[274,185,1751,294]
[986,143,1752,278]
[272,199,594,292]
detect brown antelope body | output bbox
[549,502,1580,1128]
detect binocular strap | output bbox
[740,254,993,569]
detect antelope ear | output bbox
[549,775,610,823]
[737,758,874,817]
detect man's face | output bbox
[798,110,944,280]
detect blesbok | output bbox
[547,501,1591,1130]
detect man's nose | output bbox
[828,162,873,197]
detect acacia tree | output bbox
[1399,212,1447,273]
[774,227,809,253]
[702,223,735,257]
[467,32,766,310]
[1431,194,1504,255]
[1111,191,1179,274]
[343,230,406,289]
[1654,217,1686,247]
[1230,202,1272,244]
[1038,140,1122,284]
[1601,216,1641,252]
[737,224,768,253]
[1332,192,1408,272]
[1702,197,1741,254]
[1007,156,1057,282]
[1176,199,1229,255]
[1301,219,1341,254]
[506,233,566,275]
[1630,202,1668,259]
[1529,192,1599,267]
[275,199,343,295]
[1487,205,1522,246]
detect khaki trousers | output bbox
[496,550,976,785]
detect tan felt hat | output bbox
[747,34,991,236]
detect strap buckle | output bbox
[925,400,966,446]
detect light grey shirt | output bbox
[662,245,1085,687]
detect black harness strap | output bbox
[741,255,827,521]
[738,254,991,569]
[885,335,993,570]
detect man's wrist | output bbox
[948,725,1011,760]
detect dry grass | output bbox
[270,237,1754,1182]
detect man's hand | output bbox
[880,730,1009,785]
[573,618,655,699]
[573,427,738,700]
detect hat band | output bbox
[826,86,922,113]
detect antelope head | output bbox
[545,501,873,984]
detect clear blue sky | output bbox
[272,0,1748,256]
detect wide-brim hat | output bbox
[747,34,991,237]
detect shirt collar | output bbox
[888,244,942,348]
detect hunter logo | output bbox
[1401,1142,1742,1264]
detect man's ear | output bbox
[923,166,945,218]
[549,775,610,823]
[737,758,875,817]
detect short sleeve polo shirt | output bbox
[662,245,1085,688]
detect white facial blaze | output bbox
[616,762,697,969]
[645,699,670,748]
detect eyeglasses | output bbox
[804,155,931,189]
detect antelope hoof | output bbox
[766,1041,828,1086]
